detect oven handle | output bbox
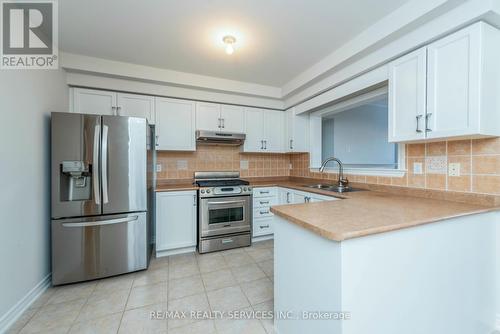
[207,200,246,206]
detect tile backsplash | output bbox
[156,145,291,180]
[290,138,500,195]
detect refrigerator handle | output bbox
[93,124,101,205]
[62,215,139,228]
[102,125,109,204]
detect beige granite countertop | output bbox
[156,176,500,241]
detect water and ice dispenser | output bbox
[59,161,92,201]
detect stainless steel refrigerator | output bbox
[51,112,154,285]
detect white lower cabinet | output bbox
[253,187,338,239]
[156,190,197,254]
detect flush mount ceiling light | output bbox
[222,35,236,55]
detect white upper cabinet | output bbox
[196,102,221,131]
[220,104,245,132]
[155,97,196,151]
[72,88,116,115]
[195,102,244,132]
[243,108,284,153]
[284,108,309,152]
[116,93,155,124]
[388,47,427,142]
[389,22,500,142]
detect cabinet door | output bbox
[243,108,264,152]
[220,104,244,133]
[292,191,307,204]
[279,189,294,204]
[253,217,274,237]
[156,191,197,251]
[388,47,427,142]
[72,88,116,115]
[426,25,481,139]
[196,102,221,131]
[263,110,284,152]
[116,93,155,124]
[155,97,196,151]
[286,108,309,152]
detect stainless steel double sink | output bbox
[303,184,366,193]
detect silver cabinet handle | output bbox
[155,135,159,147]
[221,118,225,128]
[218,118,221,128]
[259,201,269,205]
[425,113,432,132]
[62,215,138,228]
[260,140,264,150]
[264,140,267,150]
[116,106,121,116]
[111,106,117,115]
[305,196,311,203]
[102,125,109,204]
[221,238,234,244]
[260,210,270,215]
[260,225,270,229]
[416,115,423,133]
[290,139,293,150]
[93,124,101,205]
[259,190,270,194]
[193,195,197,207]
[208,200,245,205]
[286,192,290,203]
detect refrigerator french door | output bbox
[51,112,150,285]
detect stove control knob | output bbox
[248,187,252,191]
[243,187,247,191]
[206,189,211,194]
[200,189,205,194]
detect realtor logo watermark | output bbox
[1,0,58,69]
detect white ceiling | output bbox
[60,0,410,87]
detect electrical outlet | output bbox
[156,164,162,172]
[448,163,461,177]
[413,162,423,175]
[240,160,249,170]
[289,163,293,170]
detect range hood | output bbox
[196,130,246,146]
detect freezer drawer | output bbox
[51,212,147,285]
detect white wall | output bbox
[0,69,69,323]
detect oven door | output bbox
[200,195,251,238]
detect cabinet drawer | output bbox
[254,207,273,219]
[253,196,278,208]
[253,217,273,236]
[253,187,278,198]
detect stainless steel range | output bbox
[195,172,252,253]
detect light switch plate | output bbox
[240,160,249,170]
[156,164,162,172]
[177,160,188,170]
[413,162,423,174]
[448,163,461,177]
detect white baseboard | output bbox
[155,246,196,258]
[495,314,500,331]
[0,273,51,333]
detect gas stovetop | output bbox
[194,171,252,198]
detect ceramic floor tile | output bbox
[206,286,250,312]
[168,320,216,334]
[240,278,273,306]
[252,300,274,334]
[47,282,96,305]
[77,289,129,321]
[201,269,238,292]
[168,253,197,266]
[245,248,273,263]
[196,253,228,273]
[169,261,200,280]
[133,267,168,288]
[214,306,267,334]
[222,252,255,268]
[252,240,273,249]
[69,312,122,334]
[20,299,86,334]
[5,308,39,334]
[149,256,169,270]
[94,274,135,293]
[119,303,167,334]
[126,282,167,310]
[257,260,274,278]
[230,264,266,284]
[28,288,56,309]
[167,293,211,329]
[168,275,205,300]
